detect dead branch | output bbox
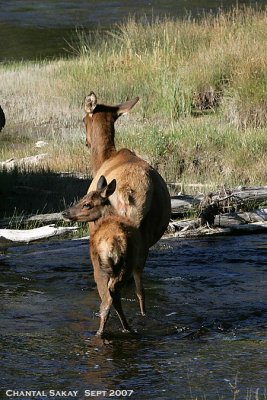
[0,224,78,248]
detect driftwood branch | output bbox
[0,224,78,248]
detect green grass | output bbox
[0,6,267,220]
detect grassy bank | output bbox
[1,6,267,217]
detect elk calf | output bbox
[63,176,146,336]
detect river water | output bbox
[1,1,267,398]
[1,233,266,399]
[0,0,265,60]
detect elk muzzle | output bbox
[61,209,77,222]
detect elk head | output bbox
[62,176,116,222]
[83,92,139,148]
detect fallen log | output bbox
[171,222,267,238]
[170,186,267,217]
[217,209,267,226]
[0,153,48,170]
[171,195,201,216]
[168,209,267,237]
[0,224,78,248]
[0,213,64,228]
[232,186,267,202]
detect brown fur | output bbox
[83,93,171,251]
[63,177,146,336]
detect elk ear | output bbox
[101,179,116,199]
[105,179,116,198]
[97,175,107,191]
[85,92,97,114]
[117,97,139,116]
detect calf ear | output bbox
[97,175,107,190]
[101,179,116,199]
[117,97,139,116]
[85,92,97,114]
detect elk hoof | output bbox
[141,312,146,317]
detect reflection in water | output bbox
[1,234,266,398]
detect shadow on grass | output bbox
[0,167,91,219]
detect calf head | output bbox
[62,176,116,222]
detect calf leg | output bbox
[96,292,113,336]
[109,287,132,333]
[93,262,113,336]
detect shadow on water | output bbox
[1,233,267,398]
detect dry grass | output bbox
[0,6,267,200]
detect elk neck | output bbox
[91,204,116,231]
[91,112,117,176]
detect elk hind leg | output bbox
[94,268,113,336]
[109,284,132,333]
[133,271,146,316]
[96,290,113,337]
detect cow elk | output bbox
[63,176,145,336]
[83,92,171,257]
